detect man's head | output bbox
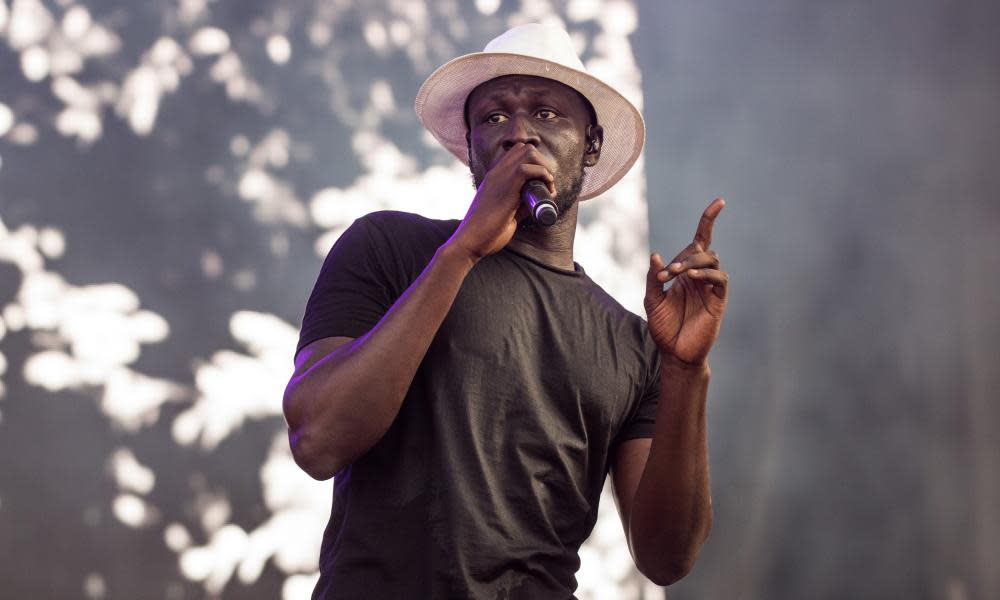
[414,23,644,201]
[464,74,604,212]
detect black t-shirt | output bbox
[296,211,660,599]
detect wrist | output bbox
[659,353,711,379]
[437,240,480,272]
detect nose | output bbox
[501,113,540,151]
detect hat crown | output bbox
[483,23,586,72]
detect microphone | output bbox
[521,180,558,227]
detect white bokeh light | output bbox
[363,20,387,51]
[61,5,91,40]
[476,0,502,16]
[266,34,291,64]
[20,44,49,81]
[7,0,54,50]
[189,27,230,56]
[113,493,156,528]
[82,572,106,599]
[0,102,14,137]
[109,448,156,495]
[165,523,193,552]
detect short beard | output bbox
[468,150,586,224]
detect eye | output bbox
[485,112,508,124]
[536,108,557,120]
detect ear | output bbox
[583,124,604,167]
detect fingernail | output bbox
[670,262,682,271]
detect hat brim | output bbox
[415,52,645,201]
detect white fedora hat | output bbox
[414,23,645,201]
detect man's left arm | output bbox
[611,198,728,586]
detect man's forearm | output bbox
[284,241,477,480]
[630,357,713,584]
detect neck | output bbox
[507,202,579,270]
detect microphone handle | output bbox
[521,180,558,227]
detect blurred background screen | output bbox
[1,1,997,599]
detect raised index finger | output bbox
[694,197,726,249]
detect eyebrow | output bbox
[463,86,598,128]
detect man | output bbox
[283,23,728,599]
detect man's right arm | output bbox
[282,241,478,480]
[283,142,553,480]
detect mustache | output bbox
[468,150,587,210]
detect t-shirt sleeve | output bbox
[611,349,660,446]
[295,216,396,359]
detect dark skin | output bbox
[459,74,601,270]
[282,74,728,586]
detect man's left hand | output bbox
[644,198,729,367]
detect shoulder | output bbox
[580,276,646,325]
[337,211,460,286]
[333,210,458,255]
[357,210,459,238]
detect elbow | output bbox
[636,518,712,586]
[283,387,343,481]
[288,425,342,481]
[641,557,696,587]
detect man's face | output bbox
[465,75,601,214]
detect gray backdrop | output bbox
[641,2,999,599]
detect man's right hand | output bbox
[446,142,556,262]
